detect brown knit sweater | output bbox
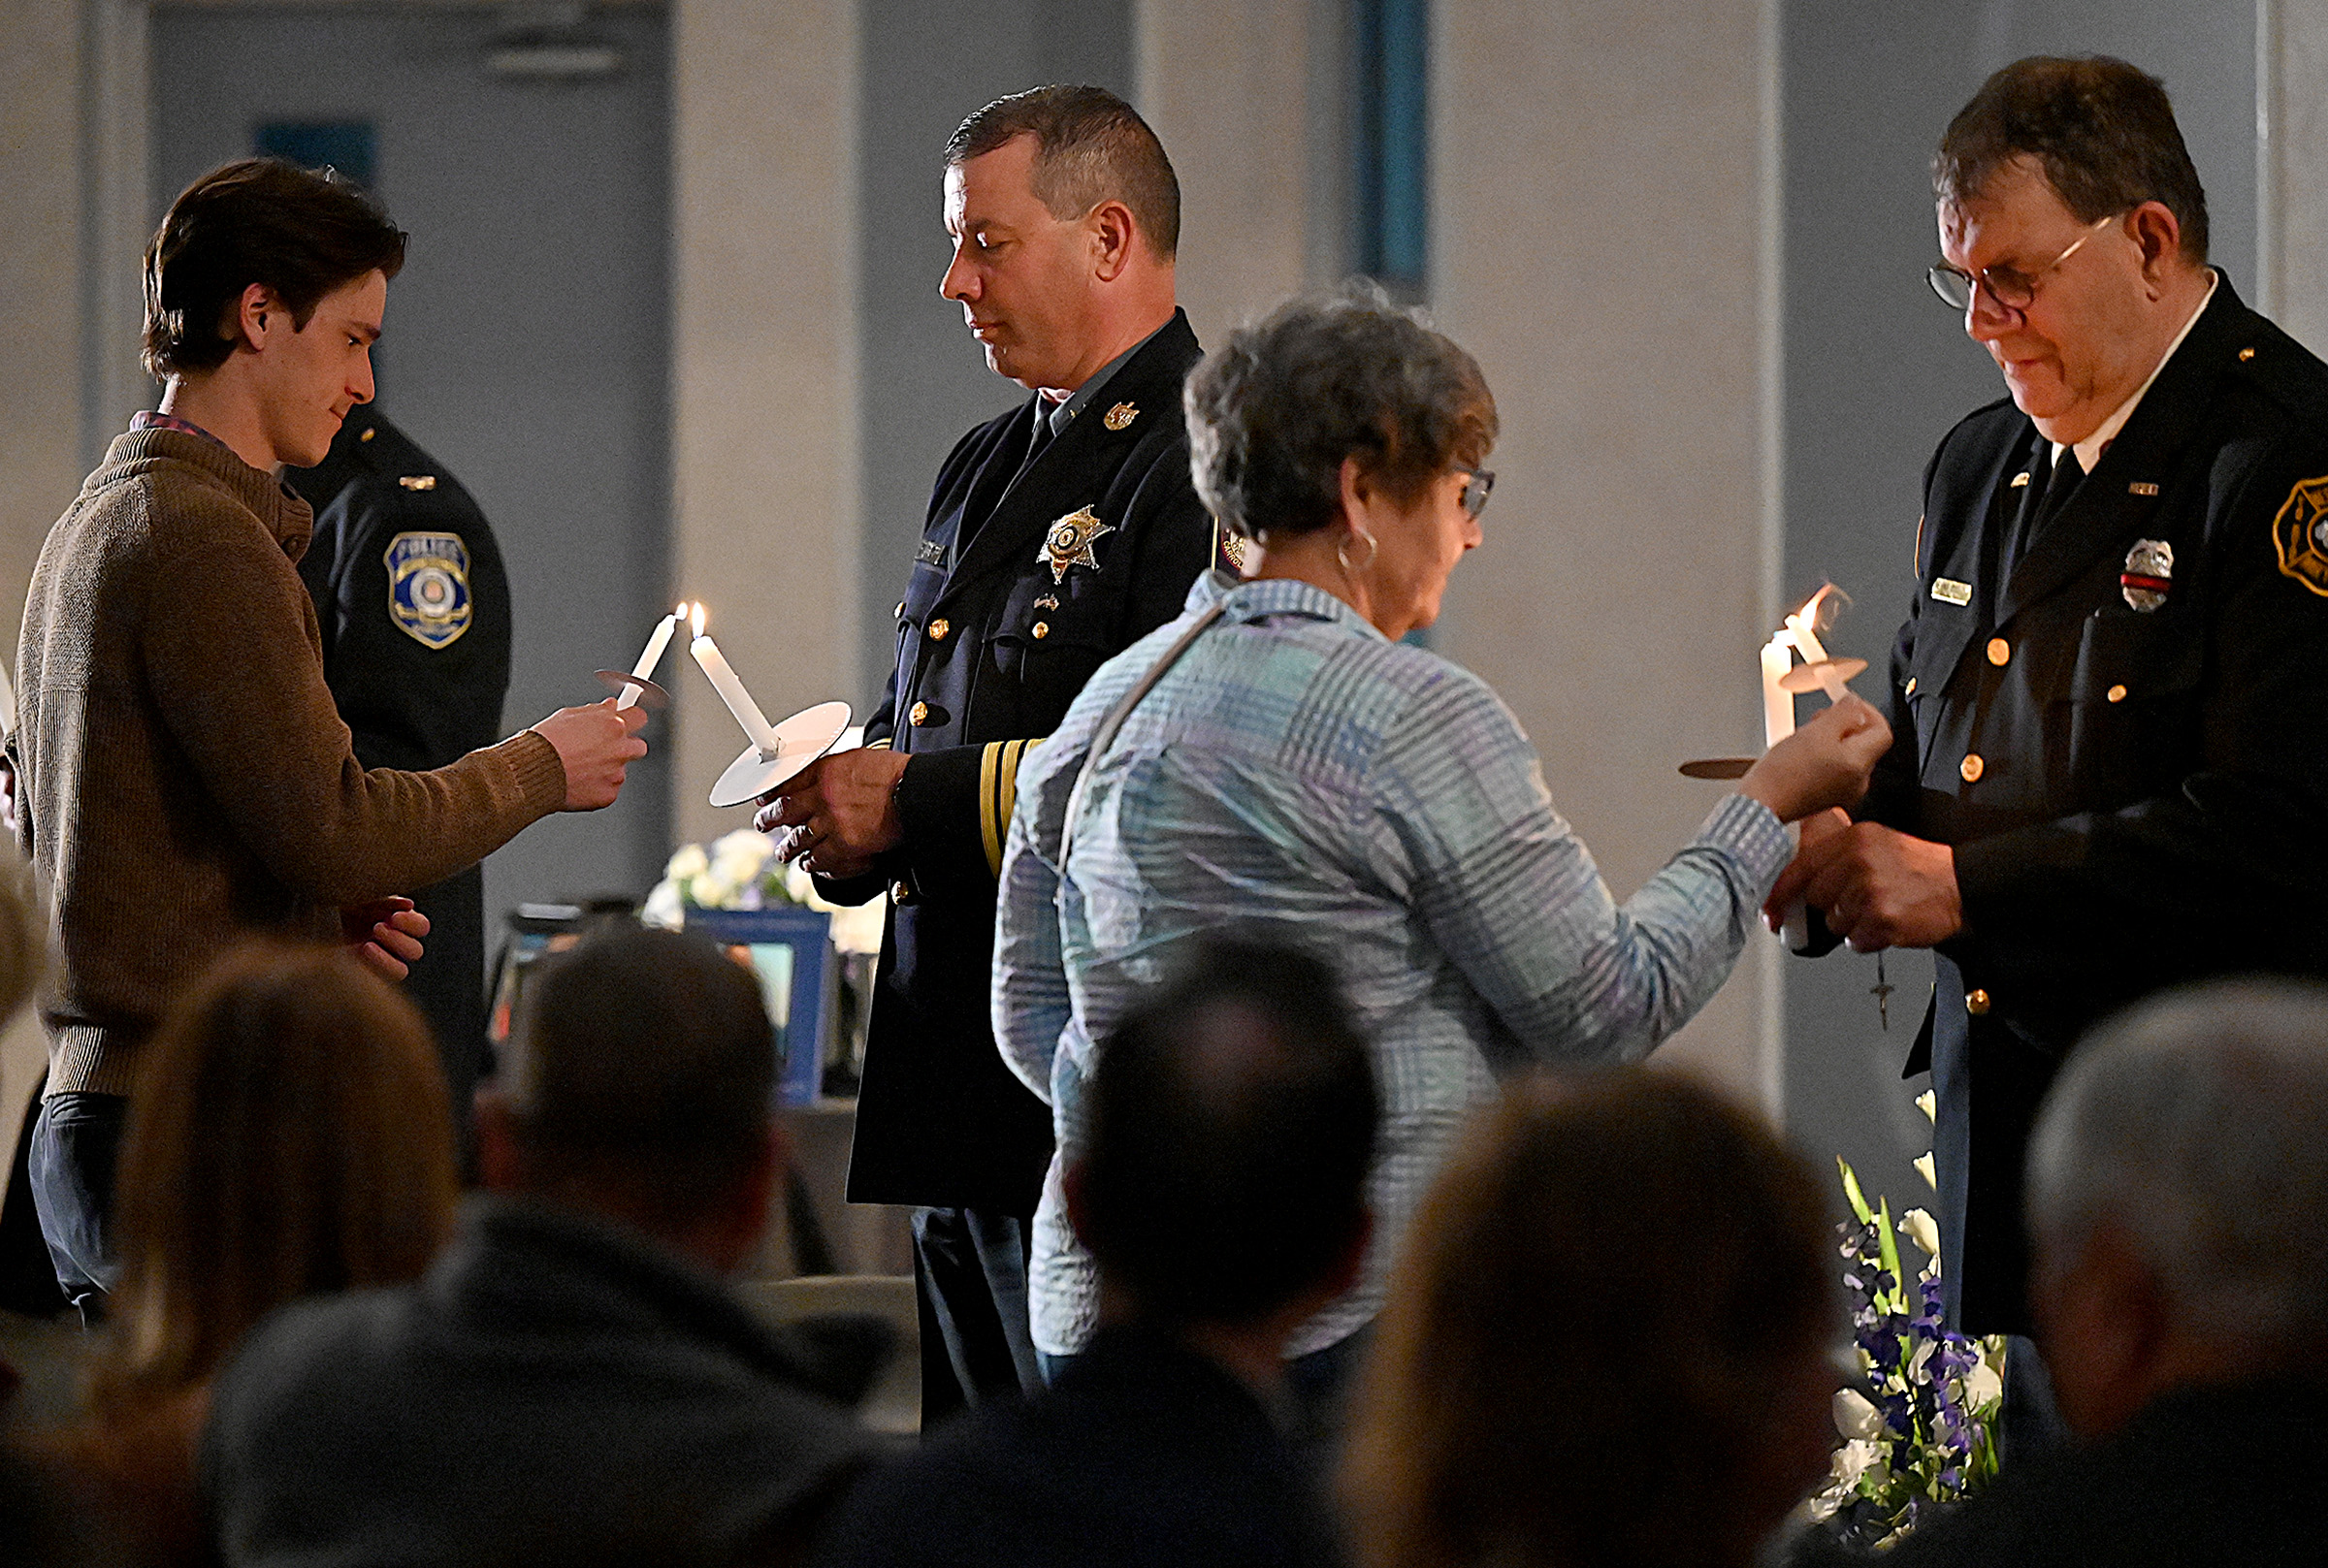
[10,430,567,1095]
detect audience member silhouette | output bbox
[1343,1071,1838,1568]
[1870,980,2328,1567]
[21,940,459,1567]
[813,936,1374,1568]
[202,924,871,1568]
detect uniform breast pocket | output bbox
[988,576,1114,708]
[2056,610,2204,795]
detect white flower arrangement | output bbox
[642,829,887,955]
[1803,1089,2008,1552]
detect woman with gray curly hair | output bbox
[992,288,1888,1421]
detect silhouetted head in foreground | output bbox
[2028,979,2328,1438]
[1068,936,1378,1376]
[1344,1070,1837,1568]
[480,924,782,1275]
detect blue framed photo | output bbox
[683,906,834,1106]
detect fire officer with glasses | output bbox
[1769,55,2328,1449]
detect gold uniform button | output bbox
[2240,346,2257,362]
[1032,621,1051,640]
[890,880,913,907]
[1986,637,2011,667]
[1965,988,1991,1016]
[1959,752,1985,784]
[1902,676,1918,697]
[927,618,950,641]
[2107,684,2128,703]
[909,701,930,726]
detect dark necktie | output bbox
[2006,442,2084,582]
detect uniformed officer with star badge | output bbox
[1770,58,2328,1368]
[756,87,1228,1420]
[293,406,512,1146]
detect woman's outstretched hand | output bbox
[1737,694,1892,823]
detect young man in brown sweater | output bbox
[8,159,648,1316]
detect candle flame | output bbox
[1789,583,1851,636]
[690,602,705,639]
[674,601,688,620]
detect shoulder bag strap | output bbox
[1056,601,1228,870]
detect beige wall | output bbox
[668,0,861,850]
[2260,0,2328,354]
[1433,0,1782,1111]
[0,0,86,637]
[1135,0,1320,344]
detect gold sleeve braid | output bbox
[978,736,1042,876]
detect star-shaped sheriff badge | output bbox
[1040,506,1115,584]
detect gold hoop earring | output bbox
[1336,526,1379,577]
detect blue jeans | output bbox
[27,1091,126,1322]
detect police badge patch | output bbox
[384,531,473,648]
[2274,476,2328,599]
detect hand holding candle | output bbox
[689,603,784,755]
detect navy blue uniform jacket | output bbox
[1859,277,2328,1332]
[292,410,511,1095]
[827,311,1218,1213]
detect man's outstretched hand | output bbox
[343,896,430,981]
[531,699,650,811]
[1764,816,1963,952]
[755,749,911,880]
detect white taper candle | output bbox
[618,603,686,710]
[688,607,782,753]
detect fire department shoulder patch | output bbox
[2273,476,2328,599]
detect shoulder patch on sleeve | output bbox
[384,531,474,647]
[2271,476,2328,598]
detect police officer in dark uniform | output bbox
[293,407,512,1145]
[757,87,1227,1420]
[1772,58,2328,1364]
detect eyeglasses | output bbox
[1457,466,1495,521]
[1926,213,2119,314]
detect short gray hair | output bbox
[2028,981,2328,1360]
[1183,284,1497,541]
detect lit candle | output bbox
[617,602,687,710]
[689,603,783,754]
[1761,634,1794,748]
[1785,588,1854,706]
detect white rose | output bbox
[664,843,710,881]
[1831,1387,1884,1441]
[691,871,738,910]
[641,879,685,930]
[829,901,886,956]
[1899,1207,1942,1259]
[1962,1360,2004,1412]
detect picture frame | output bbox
[683,905,835,1107]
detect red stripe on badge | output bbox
[2119,574,2171,594]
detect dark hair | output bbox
[944,85,1181,260]
[1344,1072,1836,1568]
[142,157,407,380]
[1185,284,1498,541]
[1078,935,1378,1326]
[1935,56,2209,264]
[98,941,457,1410]
[505,925,775,1218]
